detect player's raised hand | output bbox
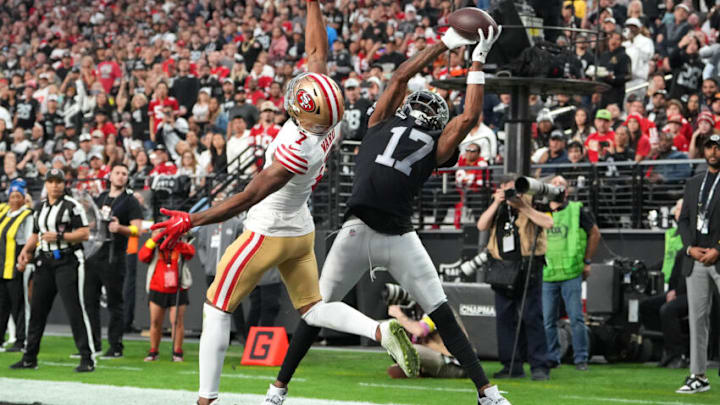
[150,208,192,250]
[472,25,502,63]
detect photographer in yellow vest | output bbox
[0,182,34,353]
[542,175,600,371]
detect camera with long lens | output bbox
[514,177,565,203]
[438,250,490,282]
[382,283,415,307]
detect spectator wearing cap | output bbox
[649,89,669,127]
[623,17,654,89]
[667,33,704,102]
[219,78,236,113]
[598,31,631,108]
[62,142,77,165]
[690,112,717,159]
[585,109,616,163]
[665,99,694,143]
[86,151,110,197]
[659,3,691,56]
[537,130,571,177]
[148,144,177,177]
[90,130,106,155]
[72,134,93,168]
[666,114,691,152]
[646,131,693,183]
[226,115,254,176]
[249,101,281,166]
[342,78,373,144]
[535,108,557,150]
[40,94,64,141]
[623,113,652,161]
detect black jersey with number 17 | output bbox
[347,113,454,235]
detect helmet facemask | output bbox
[404,91,449,131]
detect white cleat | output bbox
[263,384,287,405]
[478,385,511,405]
[380,320,420,378]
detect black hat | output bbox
[705,134,720,147]
[153,144,167,152]
[45,168,65,182]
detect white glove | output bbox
[472,25,502,63]
[441,27,476,50]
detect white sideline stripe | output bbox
[40,360,142,371]
[0,378,409,405]
[179,370,307,382]
[561,395,702,405]
[358,382,476,393]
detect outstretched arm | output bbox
[191,160,294,226]
[436,26,501,165]
[368,28,477,128]
[306,0,328,74]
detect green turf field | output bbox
[0,335,719,404]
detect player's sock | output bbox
[430,302,490,390]
[302,301,378,341]
[277,320,321,384]
[198,303,231,400]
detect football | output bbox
[447,7,498,41]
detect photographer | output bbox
[477,173,554,381]
[542,176,600,371]
[84,164,143,359]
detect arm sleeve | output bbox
[138,240,156,263]
[33,211,40,234]
[275,143,308,175]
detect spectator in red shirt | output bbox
[585,109,616,162]
[689,111,717,159]
[148,144,178,177]
[148,82,180,137]
[139,231,194,362]
[249,101,282,169]
[665,99,693,143]
[267,81,284,111]
[93,110,117,138]
[96,53,122,95]
[666,114,690,152]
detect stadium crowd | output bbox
[0,0,718,213]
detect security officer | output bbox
[0,182,33,352]
[85,163,143,359]
[10,168,94,372]
[542,175,600,371]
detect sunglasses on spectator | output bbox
[466,149,480,153]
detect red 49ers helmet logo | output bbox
[296,89,316,113]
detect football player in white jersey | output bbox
[152,2,420,404]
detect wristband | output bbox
[583,258,591,265]
[145,239,157,250]
[466,71,485,85]
[686,246,692,256]
[129,225,139,236]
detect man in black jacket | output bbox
[598,31,631,108]
[675,134,720,394]
[171,59,200,118]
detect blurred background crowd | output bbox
[0,0,718,228]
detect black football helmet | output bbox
[401,90,449,131]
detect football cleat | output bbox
[9,358,37,370]
[676,374,710,394]
[380,320,419,378]
[478,385,511,404]
[284,72,344,135]
[263,383,287,405]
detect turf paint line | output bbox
[179,370,307,382]
[0,378,410,405]
[39,360,143,371]
[560,395,703,405]
[358,382,477,393]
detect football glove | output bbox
[441,27,477,50]
[150,208,192,250]
[472,25,502,64]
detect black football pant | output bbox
[640,294,689,358]
[0,273,26,347]
[123,253,138,330]
[494,264,550,372]
[247,283,282,328]
[24,252,94,361]
[85,246,126,352]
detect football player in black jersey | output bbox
[268,24,511,405]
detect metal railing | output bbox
[322,141,705,231]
